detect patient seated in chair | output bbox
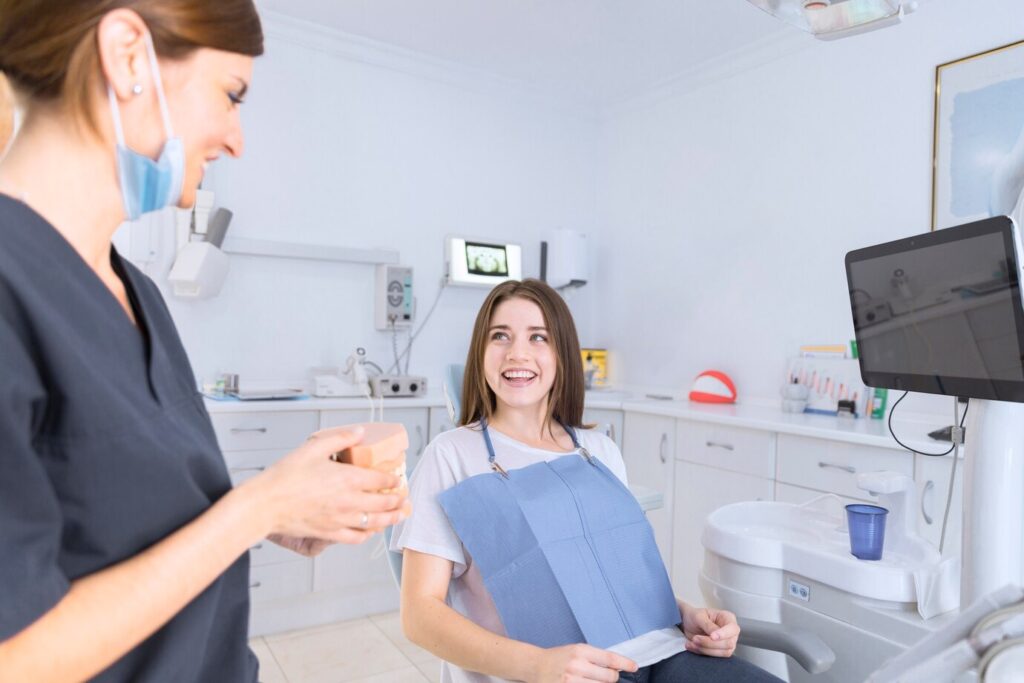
[390,279,782,683]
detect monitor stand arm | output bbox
[961,398,1024,605]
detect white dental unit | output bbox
[700,216,1024,682]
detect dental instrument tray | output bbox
[845,216,1024,402]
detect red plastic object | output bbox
[688,370,737,404]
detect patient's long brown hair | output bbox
[459,279,588,434]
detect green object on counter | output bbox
[869,387,888,419]
[850,339,859,359]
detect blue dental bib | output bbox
[438,421,679,649]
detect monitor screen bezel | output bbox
[845,216,1024,402]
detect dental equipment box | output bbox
[370,375,427,398]
[846,215,1024,402]
[540,228,588,290]
[445,235,522,288]
[167,241,229,299]
[313,374,371,398]
[375,264,414,330]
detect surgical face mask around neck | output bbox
[107,34,185,221]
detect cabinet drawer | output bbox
[249,560,312,603]
[224,449,289,475]
[676,422,775,479]
[211,411,317,452]
[248,538,301,567]
[776,434,912,500]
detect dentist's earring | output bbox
[131,83,143,96]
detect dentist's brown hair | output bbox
[460,279,588,435]
[0,0,264,136]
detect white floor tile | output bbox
[344,666,429,683]
[265,617,414,683]
[415,657,444,683]
[249,637,287,683]
[368,611,437,664]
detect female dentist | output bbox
[0,2,408,681]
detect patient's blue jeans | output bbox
[618,651,784,682]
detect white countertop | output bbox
[204,391,950,455]
[204,392,446,413]
[618,399,945,454]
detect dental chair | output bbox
[383,364,664,589]
[698,472,963,681]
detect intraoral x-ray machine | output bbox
[700,216,1024,682]
[853,218,1024,681]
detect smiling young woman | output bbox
[392,278,782,683]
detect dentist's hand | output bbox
[267,534,332,557]
[679,601,740,657]
[244,426,410,545]
[532,643,637,682]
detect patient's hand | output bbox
[268,533,332,557]
[679,601,740,658]
[532,643,637,683]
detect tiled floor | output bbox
[250,611,444,683]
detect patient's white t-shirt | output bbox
[390,424,686,683]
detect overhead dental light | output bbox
[746,0,919,41]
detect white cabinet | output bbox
[583,408,624,449]
[429,406,456,442]
[915,453,963,558]
[672,434,775,606]
[211,403,435,636]
[776,434,912,500]
[621,413,675,570]
[673,462,774,604]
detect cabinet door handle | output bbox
[231,427,267,434]
[659,434,668,464]
[609,423,616,444]
[706,441,735,451]
[818,461,856,474]
[922,480,935,525]
[415,425,425,457]
[249,581,262,589]
[231,466,266,473]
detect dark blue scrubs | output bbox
[0,196,257,681]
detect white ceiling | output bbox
[255,0,791,106]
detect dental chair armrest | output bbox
[737,617,836,674]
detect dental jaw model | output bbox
[331,423,412,526]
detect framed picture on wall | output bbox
[933,40,1024,230]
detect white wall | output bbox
[593,0,1024,413]
[147,16,601,388]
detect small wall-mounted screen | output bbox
[446,236,522,287]
[465,242,509,276]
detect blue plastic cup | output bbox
[846,504,888,560]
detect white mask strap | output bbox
[142,32,175,138]
[106,31,174,146]
[107,84,127,147]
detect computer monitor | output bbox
[845,216,1024,402]
[445,236,522,288]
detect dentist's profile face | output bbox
[141,47,253,208]
[484,297,558,411]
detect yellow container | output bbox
[581,348,608,388]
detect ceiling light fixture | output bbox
[746,0,919,41]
